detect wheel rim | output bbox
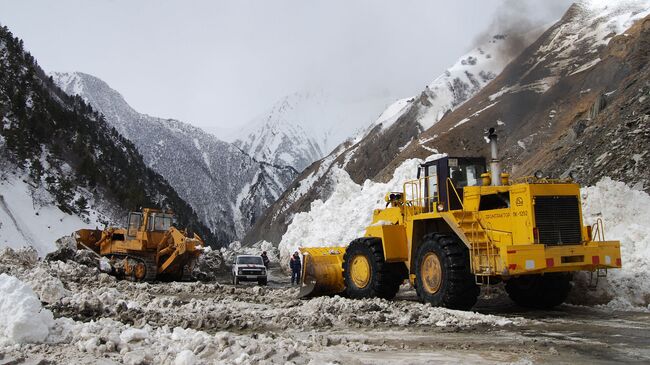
[421,252,442,294]
[350,254,371,289]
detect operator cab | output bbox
[417,156,487,211]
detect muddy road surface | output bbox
[1,248,648,364]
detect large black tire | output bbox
[415,234,479,310]
[505,273,572,309]
[343,237,406,300]
[258,278,268,286]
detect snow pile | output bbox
[192,246,227,281]
[581,177,650,308]
[221,240,279,264]
[51,317,312,364]
[0,274,54,344]
[301,296,521,328]
[279,157,439,263]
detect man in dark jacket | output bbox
[289,251,301,285]
[261,251,270,269]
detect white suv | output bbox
[232,255,267,286]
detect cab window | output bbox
[148,214,173,231]
[127,212,143,237]
[449,159,486,188]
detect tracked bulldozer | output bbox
[299,130,622,309]
[75,208,204,281]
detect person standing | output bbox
[290,251,301,285]
[261,251,270,269]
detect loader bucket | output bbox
[298,247,347,298]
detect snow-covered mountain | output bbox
[51,72,297,243]
[244,29,536,244]
[385,0,650,182]
[234,91,397,172]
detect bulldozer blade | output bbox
[298,281,317,298]
[297,247,347,298]
[74,229,104,254]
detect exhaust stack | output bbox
[488,128,501,186]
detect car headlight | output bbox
[261,269,266,275]
[237,269,243,275]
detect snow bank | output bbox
[0,175,106,256]
[581,178,650,309]
[0,273,54,344]
[279,157,436,263]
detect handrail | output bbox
[402,176,441,214]
[509,176,575,185]
[591,218,605,241]
[446,177,464,211]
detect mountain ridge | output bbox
[51,71,297,243]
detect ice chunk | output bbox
[120,327,149,343]
[174,350,197,365]
[0,273,54,344]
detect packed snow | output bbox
[0,273,54,345]
[581,178,650,309]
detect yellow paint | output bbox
[420,252,442,294]
[350,254,371,288]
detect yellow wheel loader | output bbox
[75,208,204,281]
[299,130,622,309]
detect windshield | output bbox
[148,213,173,231]
[449,160,486,188]
[237,256,263,265]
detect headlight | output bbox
[534,170,544,179]
[237,269,243,275]
[261,269,266,275]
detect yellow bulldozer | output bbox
[299,130,622,309]
[75,208,204,281]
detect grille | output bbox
[241,269,262,275]
[534,196,582,245]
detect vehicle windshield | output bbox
[449,159,486,188]
[148,213,174,231]
[237,256,264,265]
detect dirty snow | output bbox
[0,247,525,364]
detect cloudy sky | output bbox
[0,0,572,136]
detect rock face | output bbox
[381,1,650,191]
[244,29,537,244]
[51,72,297,243]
